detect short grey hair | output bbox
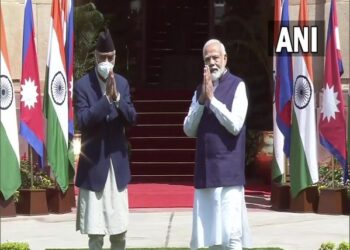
[202,39,226,58]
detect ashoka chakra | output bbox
[51,71,67,105]
[294,75,312,109]
[0,75,14,110]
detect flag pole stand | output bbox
[46,186,72,214]
[317,157,348,214]
[16,188,49,215]
[46,172,71,214]
[271,158,291,211]
[0,193,17,217]
[289,156,319,213]
[318,186,347,214]
[289,185,319,213]
[271,181,291,211]
[16,147,49,215]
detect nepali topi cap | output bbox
[96,29,115,52]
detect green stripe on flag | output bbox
[0,123,21,200]
[43,66,49,117]
[46,100,69,193]
[272,154,283,183]
[290,111,313,198]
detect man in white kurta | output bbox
[183,39,251,250]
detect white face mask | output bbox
[97,61,114,80]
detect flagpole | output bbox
[29,146,34,189]
[331,156,335,189]
[283,158,287,183]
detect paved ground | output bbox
[0,208,349,250]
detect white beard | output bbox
[211,68,224,81]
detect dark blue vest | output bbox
[195,71,246,189]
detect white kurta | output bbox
[76,163,129,235]
[183,77,251,249]
[183,79,248,138]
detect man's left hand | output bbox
[204,66,213,101]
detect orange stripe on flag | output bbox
[51,0,66,70]
[299,0,313,80]
[0,7,11,73]
[274,0,282,47]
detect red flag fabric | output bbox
[319,0,347,179]
[20,0,45,165]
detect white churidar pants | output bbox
[76,160,128,250]
[190,186,252,250]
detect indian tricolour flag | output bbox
[0,8,21,200]
[44,0,69,192]
[289,0,318,197]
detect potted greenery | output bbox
[317,161,349,215]
[16,159,52,215]
[319,241,350,250]
[337,242,350,250]
[0,242,30,250]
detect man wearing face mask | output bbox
[74,29,137,250]
[183,39,251,250]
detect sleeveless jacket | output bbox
[194,71,246,189]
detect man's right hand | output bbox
[106,71,117,101]
[198,65,213,104]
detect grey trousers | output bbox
[88,232,126,250]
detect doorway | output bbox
[94,0,274,130]
[145,0,210,89]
